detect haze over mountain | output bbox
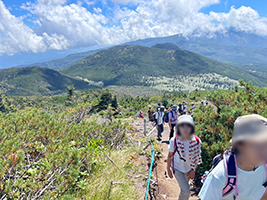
[61,44,267,92]
[1,29,267,71]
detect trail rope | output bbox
[145,138,155,200]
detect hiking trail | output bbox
[133,119,199,200]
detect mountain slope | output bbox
[61,45,267,91]
[125,30,267,67]
[0,66,96,96]
[15,49,101,70]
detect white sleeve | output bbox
[155,112,159,119]
[198,174,224,200]
[168,138,175,153]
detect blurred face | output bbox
[238,141,267,166]
[179,123,192,139]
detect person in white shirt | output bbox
[167,115,202,200]
[199,114,267,200]
[155,106,165,141]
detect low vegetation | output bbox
[143,73,239,92]
[1,79,267,199]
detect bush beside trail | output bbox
[1,80,266,199]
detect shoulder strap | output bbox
[222,154,239,199]
[263,164,267,190]
[194,135,200,145]
[171,111,174,118]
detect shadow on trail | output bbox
[161,140,169,145]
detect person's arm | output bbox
[188,139,202,179]
[167,139,175,178]
[167,151,174,178]
[155,112,159,128]
[260,191,267,200]
[168,112,172,128]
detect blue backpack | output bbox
[164,111,176,123]
[202,153,267,199]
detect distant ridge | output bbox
[0,66,97,96]
[152,43,182,51]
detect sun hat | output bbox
[172,104,177,108]
[232,114,267,143]
[177,115,194,127]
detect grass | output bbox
[79,148,147,200]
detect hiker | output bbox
[139,111,144,118]
[199,114,267,200]
[167,115,202,200]
[205,101,209,107]
[156,102,162,112]
[169,104,178,140]
[178,104,183,115]
[148,107,154,121]
[168,104,174,112]
[191,103,196,111]
[155,106,165,141]
[182,101,188,115]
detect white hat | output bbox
[232,114,267,143]
[177,115,194,127]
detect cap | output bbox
[149,107,152,109]
[172,104,177,108]
[177,115,194,127]
[232,114,267,143]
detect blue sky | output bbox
[0,0,267,56]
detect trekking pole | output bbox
[145,138,155,200]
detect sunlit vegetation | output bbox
[143,73,239,92]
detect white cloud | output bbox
[210,6,267,35]
[1,0,267,55]
[0,0,67,55]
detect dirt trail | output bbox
[151,124,199,200]
[134,119,199,200]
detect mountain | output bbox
[0,66,97,96]
[125,29,267,68]
[16,49,101,70]
[152,43,182,51]
[61,45,267,92]
[0,45,110,69]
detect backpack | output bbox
[164,111,176,123]
[152,112,157,122]
[172,135,200,174]
[202,153,267,199]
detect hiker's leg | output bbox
[160,124,163,137]
[158,124,163,138]
[174,170,190,200]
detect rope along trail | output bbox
[143,119,199,200]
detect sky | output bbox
[1,0,267,56]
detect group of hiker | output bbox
[147,102,267,200]
[148,102,196,141]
